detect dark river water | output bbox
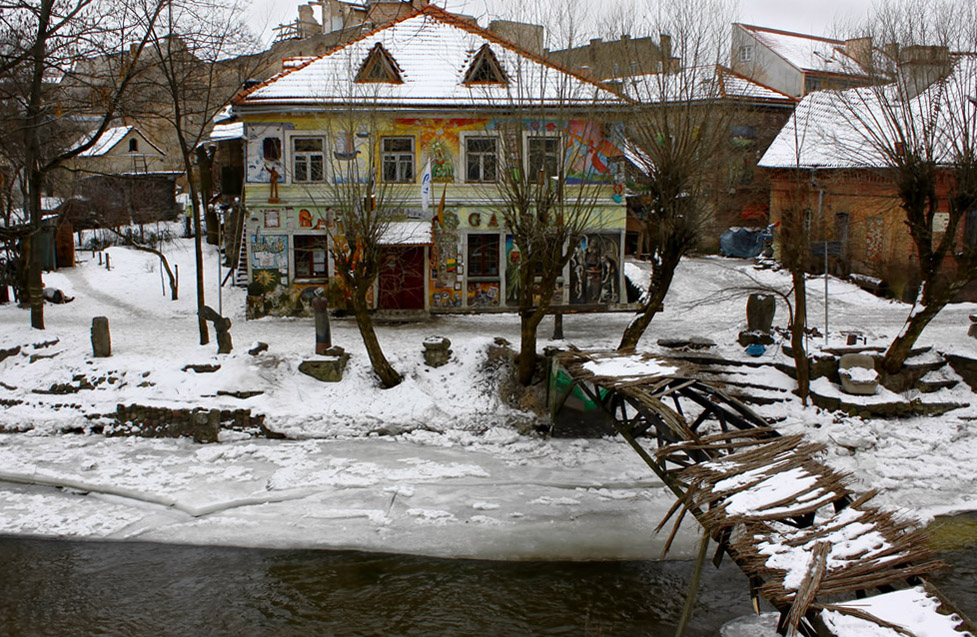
[0,516,974,636]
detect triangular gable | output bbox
[463,44,508,85]
[355,42,404,84]
[75,126,165,157]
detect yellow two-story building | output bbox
[234,5,629,318]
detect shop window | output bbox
[465,137,498,183]
[293,137,324,182]
[468,233,499,278]
[294,235,328,278]
[381,136,414,183]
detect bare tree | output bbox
[612,0,737,350]
[830,2,977,375]
[474,16,621,386]
[130,0,259,344]
[0,0,166,329]
[312,112,406,389]
[492,115,606,386]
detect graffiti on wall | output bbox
[430,219,463,308]
[250,234,289,273]
[865,217,884,263]
[569,234,620,304]
[467,282,500,307]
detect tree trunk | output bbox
[350,287,402,389]
[517,307,546,386]
[790,269,810,404]
[25,0,53,331]
[618,252,679,351]
[882,283,959,374]
[188,168,209,345]
[196,146,219,246]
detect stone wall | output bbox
[109,404,277,443]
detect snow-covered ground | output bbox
[2,232,977,560]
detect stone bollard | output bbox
[91,316,111,357]
[312,289,331,355]
[423,336,452,368]
[746,293,776,332]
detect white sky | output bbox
[246,0,879,46]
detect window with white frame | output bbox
[465,136,498,183]
[527,136,560,178]
[293,235,329,278]
[381,136,414,183]
[292,137,325,182]
[739,45,753,63]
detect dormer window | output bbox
[463,44,508,85]
[355,42,404,84]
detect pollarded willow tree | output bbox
[491,115,609,386]
[608,0,739,351]
[831,0,977,375]
[314,109,409,390]
[478,42,626,386]
[0,0,167,329]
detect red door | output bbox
[378,246,426,310]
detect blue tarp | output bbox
[720,227,767,258]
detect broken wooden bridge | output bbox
[550,349,976,637]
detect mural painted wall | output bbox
[246,123,289,183]
[241,112,628,317]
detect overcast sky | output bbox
[246,0,880,47]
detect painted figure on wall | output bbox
[505,235,521,306]
[569,234,620,305]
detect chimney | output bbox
[884,42,900,63]
[898,45,951,98]
[844,36,872,72]
[659,33,673,72]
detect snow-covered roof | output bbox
[759,55,977,169]
[379,220,432,245]
[74,126,164,157]
[238,5,625,110]
[617,65,793,104]
[737,24,869,77]
[209,122,244,142]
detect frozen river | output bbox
[1,517,974,636]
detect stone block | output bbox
[838,353,878,395]
[299,347,349,382]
